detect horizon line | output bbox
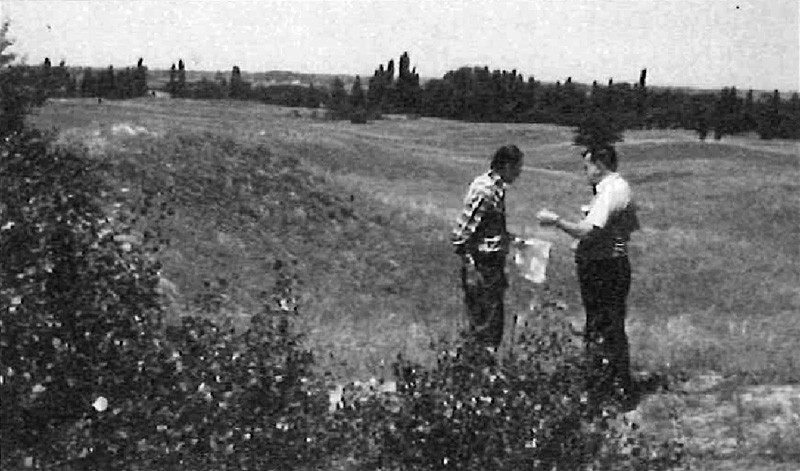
[10,59,799,94]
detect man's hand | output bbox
[461,254,483,287]
[536,209,560,226]
[508,232,526,249]
[464,262,484,287]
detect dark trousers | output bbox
[461,253,507,348]
[577,257,632,398]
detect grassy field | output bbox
[30,98,800,386]
[27,98,800,467]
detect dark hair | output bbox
[582,145,618,172]
[490,144,523,170]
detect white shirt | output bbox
[585,173,632,230]
[578,172,639,260]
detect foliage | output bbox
[1,120,690,470]
[255,83,326,108]
[367,51,422,114]
[14,20,800,139]
[349,75,366,110]
[331,307,685,471]
[324,76,376,123]
[0,127,163,465]
[0,20,15,67]
[574,108,625,150]
[0,129,336,470]
[229,65,250,100]
[78,60,148,99]
[1,66,35,135]
[1,23,46,135]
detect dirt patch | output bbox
[111,122,156,136]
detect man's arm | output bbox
[536,209,595,240]
[554,218,595,240]
[538,186,616,239]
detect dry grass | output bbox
[29,99,800,385]
[26,99,800,468]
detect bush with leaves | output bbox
[1,124,683,471]
[0,128,165,466]
[58,263,334,471]
[0,130,338,470]
[330,303,685,471]
[574,109,624,151]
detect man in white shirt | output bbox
[537,146,640,405]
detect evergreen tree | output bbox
[559,76,583,124]
[305,82,320,108]
[693,99,712,141]
[395,52,421,112]
[757,90,779,139]
[574,108,624,150]
[742,89,756,132]
[786,93,800,139]
[177,59,186,97]
[713,87,742,139]
[386,59,395,85]
[327,77,347,117]
[80,68,95,97]
[134,57,148,97]
[52,60,71,97]
[213,70,227,98]
[119,67,134,98]
[368,63,391,111]
[349,75,365,109]
[636,68,648,128]
[168,63,176,95]
[421,77,454,117]
[0,21,28,134]
[66,75,77,97]
[230,65,249,99]
[38,57,53,100]
[101,65,116,98]
[0,20,15,67]
[521,76,537,115]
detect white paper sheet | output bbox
[513,238,552,284]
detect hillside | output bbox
[25,98,800,468]
[42,105,463,377]
[31,97,800,381]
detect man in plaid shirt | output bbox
[452,145,524,348]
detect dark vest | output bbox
[576,204,639,261]
[472,195,508,254]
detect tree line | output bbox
[7,57,150,100]
[3,42,799,140]
[360,55,799,141]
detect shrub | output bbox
[0,130,335,470]
[1,125,683,471]
[331,305,685,471]
[574,109,624,150]
[350,108,368,124]
[0,128,165,466]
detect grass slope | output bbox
[30,98,800,384]
[28,98,800,468]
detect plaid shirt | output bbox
[451,171,509,256]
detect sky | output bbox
[2,0,798,91]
